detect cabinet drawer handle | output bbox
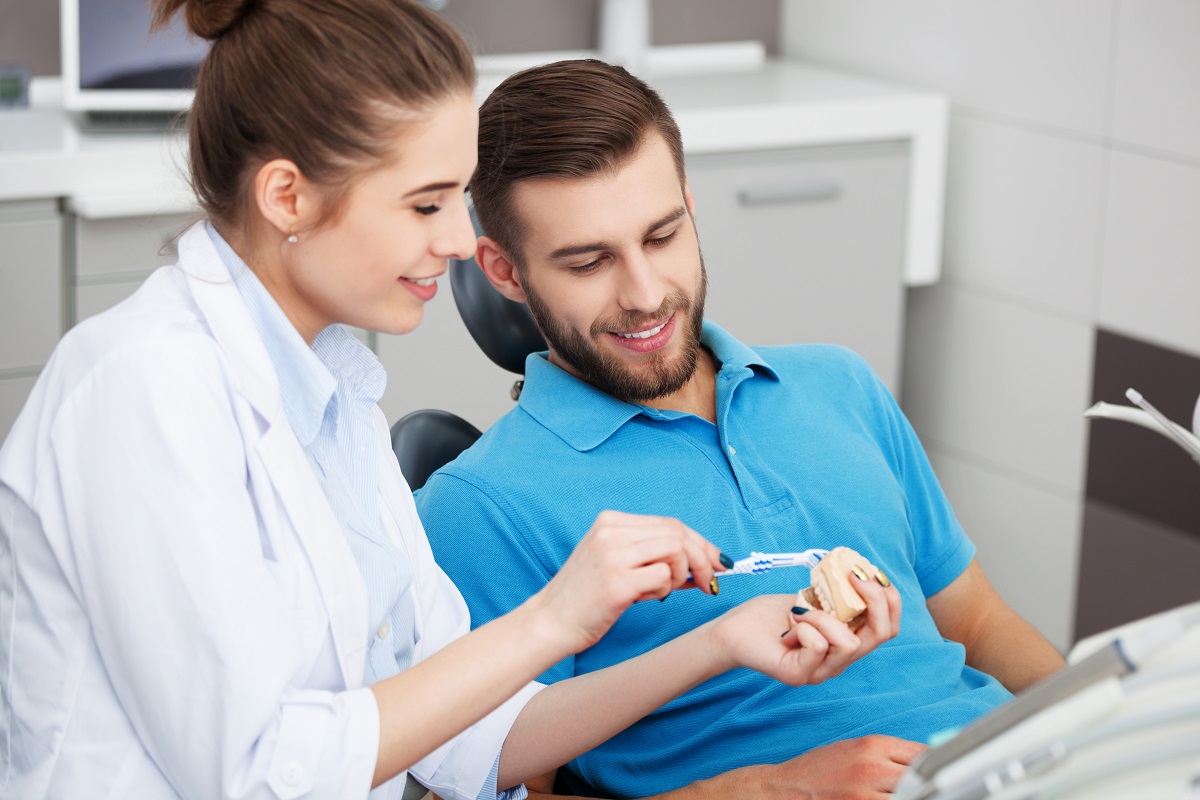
[737,183,841,207]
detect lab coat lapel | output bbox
[177,224,369,689]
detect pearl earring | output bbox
[287,233,298,244]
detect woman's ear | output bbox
[476,236,529,303]
[253,158,318,241]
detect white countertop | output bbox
[0,59,947,284]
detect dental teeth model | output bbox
[794,546,880,631]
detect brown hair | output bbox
[471,59,685,265]
[151,0,475,235]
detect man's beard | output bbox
[522,258,708,402]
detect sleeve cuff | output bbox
[478,753,529,800]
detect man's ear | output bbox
[253,158,320,240]
[476,236,529,304]
[684,178,697,218]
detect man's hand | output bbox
[527,735,926,800]
[734,735,928,799]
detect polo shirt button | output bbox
[377,623,390,639]
[727,444,737,456]
[280,762,305,787]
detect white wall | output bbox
[782,0,1200,651]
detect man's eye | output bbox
[648,230,677,247]
[416,204,441,216]
[569,260,601,274]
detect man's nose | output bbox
[617,250,667,313]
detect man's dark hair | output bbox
[471,59,686,264]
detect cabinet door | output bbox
[686,142,909,392]
[72,212,195,324]
[0,375,38,442]
[0,200,63,369]
[0,200,63,443]
[375,288,521,433]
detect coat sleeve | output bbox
[372,416,544,799]
[40,333,379,800]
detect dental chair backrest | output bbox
[449,205,547,399]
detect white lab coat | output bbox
[0,223,539,799]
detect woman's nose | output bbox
[433,199,478,261]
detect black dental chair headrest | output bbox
[449,206,547,376]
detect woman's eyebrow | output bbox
[403,181,461,198]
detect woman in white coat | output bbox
[0,1,900,798]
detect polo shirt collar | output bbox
[518,319,778,452]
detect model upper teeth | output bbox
[617,322,666,340]
[407,277,437,287]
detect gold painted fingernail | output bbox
[709,575,720,595]
[874,569,891,588]
[851,565,870,582]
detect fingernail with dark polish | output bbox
[719,552,734,569]
[780,630,790,638]
[791,606,808,615]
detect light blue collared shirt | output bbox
[209,225,520,800]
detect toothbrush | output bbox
[715,548,829,576]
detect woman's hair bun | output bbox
[151,0,260,42]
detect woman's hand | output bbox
[708,574,901,687]
[531,510,725,654]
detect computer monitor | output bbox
[61,0,208,116]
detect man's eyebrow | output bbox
[547,206,688,260]
[646,206,688,235]
[402,181,461,199]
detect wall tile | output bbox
[1077,500,1200,640]
[928,448,1081,651]
[902,283,1094,494]
[781,0,1116,137]
[1110,0,1200,161]
[943,114,1105,316]
[1098,151,1200,358]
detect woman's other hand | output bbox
[709,576,901,687]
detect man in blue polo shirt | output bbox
[417,59,1065,799]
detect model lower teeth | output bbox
[618,322,666,340]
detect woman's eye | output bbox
[415,204,441,216]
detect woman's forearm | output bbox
[497,619,728,788]
[370,592,568,787]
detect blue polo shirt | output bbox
[417,321,1011,799]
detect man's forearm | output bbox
[927,559,1066,695]
[963,610,1065,693]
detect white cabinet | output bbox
[0,200,63,437]
[686,141,910,392]
[70,212,195,324]
[376,288,525,434]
